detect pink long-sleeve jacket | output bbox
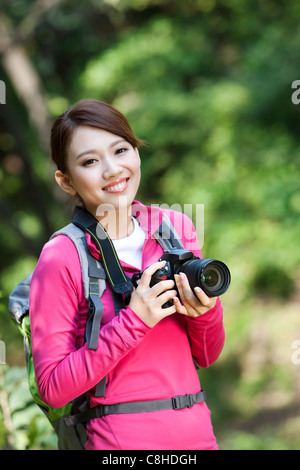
[29,201,225,450]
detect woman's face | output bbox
[56,125,141,223]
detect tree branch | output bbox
[0,13,51,151]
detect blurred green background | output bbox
[1,0,300,450]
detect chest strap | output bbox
[64,390,206,427]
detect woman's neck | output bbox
[96,209,134,240]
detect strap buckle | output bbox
[172,394,195,410]
[95,405,104,418]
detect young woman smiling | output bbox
[29,99,225,450]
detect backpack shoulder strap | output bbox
[50,223,100,300]
[50,223,107,397]
[50,224,106,351]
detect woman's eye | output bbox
[82,158,97,166]
[116,147,128,155]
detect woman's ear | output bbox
[55,170,77,196]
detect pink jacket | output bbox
[29,201,225,450]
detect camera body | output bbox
[132,248,231,307]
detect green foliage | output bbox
[0,366,56,449]
[1,0,300,450]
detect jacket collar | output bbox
[131,200,165,239]
[83,200,164,259]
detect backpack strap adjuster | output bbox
[172,391,206,410]
[172,394,193,410]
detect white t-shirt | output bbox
[112,217,145,269]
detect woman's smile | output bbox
[102,177,129,193]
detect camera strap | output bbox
[153,214,185,251]
[72,206,134,297]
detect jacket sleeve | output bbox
[29,235,151,408]
[186,298,225,367]
[169,211,225,367]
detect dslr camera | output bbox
[132,248,231,307]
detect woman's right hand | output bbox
[129,261,177,327]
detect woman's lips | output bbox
[102,177,129,193]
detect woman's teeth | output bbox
[103,179,127,191]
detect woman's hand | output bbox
[173,272,217,318]
[129,261,177,327]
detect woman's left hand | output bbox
[173,272,217,317]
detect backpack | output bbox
[8,206,206,450]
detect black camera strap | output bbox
[72,206,134,297]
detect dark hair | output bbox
[50,99,144,173]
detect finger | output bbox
[138,261,166,288]
[160,303,177,316]
[173,297,188,315]
[175,274,210,317]
[151,279,175,296]
[193,287,217,308]
[175,273,197,305]
[155,289,177,308]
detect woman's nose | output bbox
[102,158,122,180]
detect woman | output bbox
[29,99,225,450]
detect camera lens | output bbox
[199,260,230,296]
[179,258,231,297]
[202,267,221,290]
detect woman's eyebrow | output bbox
[76,139,127,160]
[76,149,98,160]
